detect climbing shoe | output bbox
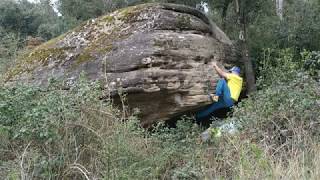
[208,94,219,102]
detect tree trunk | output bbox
[221,0,231,30]
[221,5,228,30]
[276,0,284,20]
[240,35,257,93]
[238,0,257,94]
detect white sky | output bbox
[28,0,58,3]
[202,2,209,13]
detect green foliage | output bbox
[58,0,105,21]
[236,74,320,144]
[301,50,320,77]
[102,116,204,179]
[0,77,204,179]
[257,48,301,88]
[283,1,320,52]
[257,48,320,88]
[0,0,62,39]
[208,0,320,76]
[0,0,25,33]
[0,0,74,76]
[203,53,320,178]
[0,28,21,74]
[250,0,320,68]
[0,77,115,178]
[224,73,320,177]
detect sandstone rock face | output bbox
[5,3,239,127]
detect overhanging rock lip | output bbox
[154,3,233,46]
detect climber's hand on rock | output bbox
[213,62,218,68]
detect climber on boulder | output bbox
[196,62,243,122]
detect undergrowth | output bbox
[0,77,205,179]
[0,49,319,179]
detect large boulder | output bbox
[4,3,239,127]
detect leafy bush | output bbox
[256,48,302,88]
[301,50,320,78]
[236,73,319,147]
[0,78,120,179]
[257,48,320,88]
[192,71,320,179]
[0,28,21,74]
[0,78,204,179]
[193,48,320,179]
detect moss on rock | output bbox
[5,48,69,81]
[177,14,192,28]
[5,3,222,85]
[75,53,93,64]
[101,15,115,23]
[37,34,66,50]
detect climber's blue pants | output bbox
[196,79,234,121]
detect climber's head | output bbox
[229,66,241,75]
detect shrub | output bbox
[257,48,320,89]
[257,48,302,88]
[301,50,320,78]
[193,72,319,179]
[0,78,121,179]
[0,79,204,179]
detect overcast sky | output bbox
[28,0,58,3]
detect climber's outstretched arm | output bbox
[213,62,229,79]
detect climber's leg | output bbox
[196,79,233,121]
[196,100,226,121]
[217,79,233,107]
[215,78,226,97]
